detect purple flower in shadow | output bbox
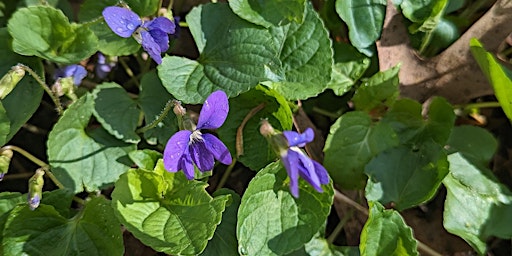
[54,65,87,86]
[281,128,329,197]
[163,91,232,179]
[102,6,176,64]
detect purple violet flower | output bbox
[102,6,176,64]
[54,65,87,86]
[163,91,232,179]
[95,52,116,79]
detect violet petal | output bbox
[312,160,330,185]
[202,133,232,165]
[148,28,170,53]
[197,91,229,130]
[179,151,195,180]
[282,149,300,197]
[141,30,162,64]
[189,139,215,172]
[163,130,192,172]
[292,148,323,192]
[283,128,314,147]
[102,7,141,38]
[144,17,175,34]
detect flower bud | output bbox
[172,100,186,117]
[259,120,288,156]
[27,168,45,210]
[0,65,25,99]
[0,149,13,181]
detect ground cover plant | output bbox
[0,0,512,255]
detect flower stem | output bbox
[333,190,443,256]
[1,145,65,189]
[326,208,353,244]
[455,101,502,111]
[136,99,174,134]
[216,159,237,191]
[236,103,265,157]
[18,64,63,115]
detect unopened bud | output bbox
[0,149,13,181]
[27,168,45,210]
[259,119,276,137]
[0,65,25,99]
[172,100,186,117]
[259,120,288,156]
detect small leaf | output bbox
[0,102,11,146]
[352,64,400,113]
[8,5,98,64]
[360,202,418,255]
[443,153,512,255]
[200,189,240,256]
[237,161,334,255]
[138,70,178,145]
[218,86,293,170]
[92,82,141,143]
[323,111,399,189]
[266,3,334,100]
[47,94,135,193]
[446,125,497,167]
[470,39,512,122]
[365,142,449,210]
[111,160,229,255]
[336,0,386,55]
[158,3,278,103]
[128,149,162,170]
[2,196,123,256]
[289,234,360,255]
[229,0,306,27]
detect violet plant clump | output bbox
[102,6,176,64]
[260,120,330,197]
[163,91,232,179]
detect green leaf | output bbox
[0,102,10,146]
[289,234,360,256]
[443,153,512,255]
[200,189,240,256]
[446,125,497,167]
[360,202,418,255]
[111,160,229,255]
[218,86,293,170]
[47,94,135,193]
[2,197,123,256]
[158,3,278,104]
[365,142,449,210]
[335,0,386,55]
[352,64,400,113]
[8,5,98,64]
[92,82,141,143]
[138,70,178,145]
[128,149,162,170]
[323,111,399,189]
[40,189,74,218]
[400,0,439,22]
[0,28,43,143]
[229,0,306,27]
[327,41,371,96]
[470,39,512,122]
[266,3,334,100]
[381,97,455,145]
[237,161,334,255]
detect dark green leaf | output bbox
[229,0,306,27]
[352,64,400,113]
[111,160,229,255]
[323,111,399,189]
[218,86,293,170]
[8,5,98,64]
[365,142,449,210]
[446,125,497,167]
[237,161,334,255]
[92,82,141,143]
[47,94,135,193]
[360,202,418,255]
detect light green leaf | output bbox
[158,3,278,104]
[8,5,98,64]
[0,102,10,146]
[128,149,162,171]
[200,189,240,256]
[237,161,334,255]
[2,197,123,256]
[360,202,418,255]
[446,125,497,167]
[470,39,512,122]
[336,0,386,55]
[443,153,512,255]
[47,94,135,193]
[266,3,334,100]
[229,0,306,27]
[0,192,24,217]
[138,70,177,145]
[365,142,449,210]
[218,86,293,170]
[0,28,43,143]
[352,64,400,113]
[111,160,229,255]
[289,234,360,255]
[323,111,399,189]
[327,41,371,96]
[92,82,141,143]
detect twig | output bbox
[236,103,265,157]
[18,64,63,115]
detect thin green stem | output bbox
[312,106,340,119]
[136,99,174,133]
[455,101,502,111]
[18,64,63,115]
[216,159,237,191]
[119,57,140,87]
[326,208,353,244]
[1,145,65,189]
